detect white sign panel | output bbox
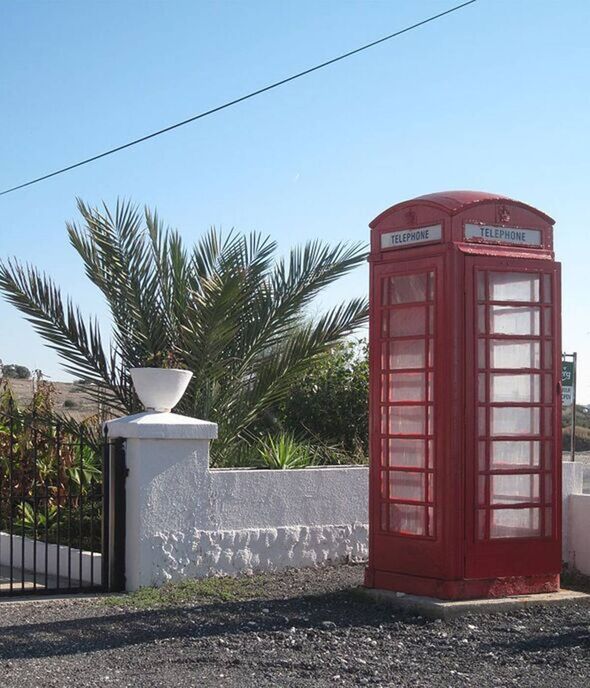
[464,223,542,247]
[381,224,442,250]
[562,360,575,408]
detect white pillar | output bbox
[105,411,217,591]
[562,461,584,564]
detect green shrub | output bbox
[277,340,368,459]
[0,200,368,467]
[2,364,31,379]
[562,425,590,452]
[256,433,317,469]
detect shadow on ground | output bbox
[0,588,589,663]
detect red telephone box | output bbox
[365,191,562,600]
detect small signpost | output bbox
[562,353,577,462]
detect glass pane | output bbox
[490,374,540,402]
[542,308,552,336]
[387,438,426,468]
[380,439,388,467]
[427,506,434,537]
[389,503,425,535]
[478,373,486,402]
[389,339,426,369]
[477,271,486,301]
[387,406,425,434]
[478,475,487,505]
[381,375,387,403]
[478,407,486,436]
[478,339,486,368]
[427,473,434,502]
[489,272,540,302]
[389,471,425,501]
[385,306,427,337]
[478,440,487,471]
[490,508,540,538]
[478,306,486,334]
[490,440,540,469]
[544,407,553,435]
[489,306,540,335]
[388,372,425,401]
[389,274,427,304]
[543,341,553,369]
[544,442,553,470]
[427,271,435,301]
[542,274,552,303]
[544,473,553,503]
[491,407,540,436]
[489,340,540,369]
[491,474,540,505]
[380,471,387,499]
[543,374,553,404]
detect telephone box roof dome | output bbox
[370,190,554,227]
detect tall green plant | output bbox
[278,339,368,457]
[0,200,368,463]
[256,433,317,470]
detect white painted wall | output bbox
[106,412,368,590]
[106,412,590,591]
[562,461,584,563]
[569,494,590,575]
[0,531,100,585]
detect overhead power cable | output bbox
[0,1,478,197]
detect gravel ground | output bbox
[0,564,589,688]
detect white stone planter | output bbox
[130,368,193,412]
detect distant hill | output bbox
[6,378,102,422]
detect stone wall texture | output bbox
[153,524,369,585]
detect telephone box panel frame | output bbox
[463,255,562,579]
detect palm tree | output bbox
[0,199,368,464]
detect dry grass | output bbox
[6,378,101,421]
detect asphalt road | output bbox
[0,565,589,688]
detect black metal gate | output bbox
[0,401,125,597]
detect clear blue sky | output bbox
[1,0,589,401]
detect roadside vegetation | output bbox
[0,377,103,549]
[0,199,369,468]
[103,574,268,609]
[562,405,590,451]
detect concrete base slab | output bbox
[362,587,590,619]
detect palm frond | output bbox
[0,260,127,411]
[1,200,369,463]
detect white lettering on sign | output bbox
[562,386,574,407]
[381,224,442,250]
[464,223,542,247]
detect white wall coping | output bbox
[105,411,218,440]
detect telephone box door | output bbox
[464,256,562,579]
[370,255,446,580]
